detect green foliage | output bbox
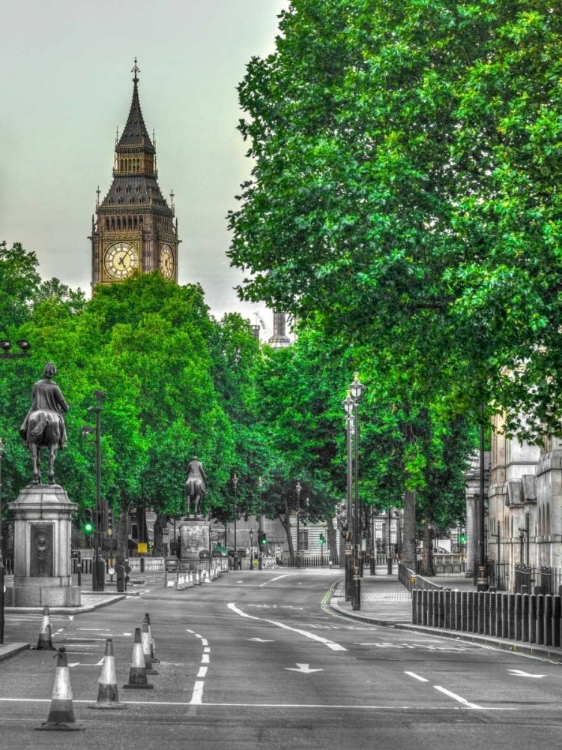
[229,0,562,441]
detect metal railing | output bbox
[288,554,339,568]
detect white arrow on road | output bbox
[508,669,545,678]
[248,638,274,643]
[285,664,324,674]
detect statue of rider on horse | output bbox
[19,363,69,485]
[185,455,206,517]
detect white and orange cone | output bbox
[141,620,158,675]
[143,612,159,663]
[36,606,55,651]
[36,647,83,731]
[122,628,154,690]
[89,638,127,710]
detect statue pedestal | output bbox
[8,485,81,607]
[179,518,210,572]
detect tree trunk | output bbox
[401,489,417,570]
[153,514,168,557]
[279,498,295,561]
[420,519,435,577]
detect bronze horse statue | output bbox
[19,363,69,485]
[185,456,206,516]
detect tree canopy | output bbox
[228,0,562,441]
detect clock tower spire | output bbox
[90,60,179,286]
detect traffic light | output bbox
[459,533,467,544]
[107,506,113,536]
[319,533,326,546]
[259,531,267,546]
[82,508,94,535]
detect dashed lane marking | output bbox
[434,686,482,710]
[405,671,429,683]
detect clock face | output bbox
[104,242,139,280]
[159,243,175,279]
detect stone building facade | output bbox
[487,413,562,591]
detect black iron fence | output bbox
[412,587,562,648]
[288,554,339,568]
[513,564,562,595]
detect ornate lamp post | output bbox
[342,391,354,601]
[295,481,302,567]
[0,439,4,644]
[258,476,263,571]
[249,528,254,569]
[232,472,238,569]
[82,389,107,592]
[0,339,30,643]
[349,373,365,610]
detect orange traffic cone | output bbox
[89,638,127,710]
[143,612,159,663]
[122,628,154,690]
[141,620,158,675]
[36,606,55,651]
[36,647,83,731]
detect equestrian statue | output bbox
[19,362,69,485]
[185,455,206,517]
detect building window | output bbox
[298,530,308,551]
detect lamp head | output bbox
[342,391,354,417]
[349,372,365,401]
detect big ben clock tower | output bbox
[90,60,179,286]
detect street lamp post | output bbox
[232,472,238,569]
[342,392,354,601]
[258,476,263,571]
[477,422,488,591]
[249,528,254,569]
[295,481,302,567]
[82,389,107,592]
[349,373,365,611]
[0,439,4,644]
[0,339,30,644]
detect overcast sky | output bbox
[0,0,289,336]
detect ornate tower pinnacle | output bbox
[89,62,181,287]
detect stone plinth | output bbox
[8,484,81,607]
[179,518,210,572]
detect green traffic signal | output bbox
[459,534,467,544]
[82,509,94,535]
[319,533,326,545]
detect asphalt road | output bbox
[1,568,562,749]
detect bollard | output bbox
[460,591,468,632]
[489,592,497,637]
[515,593,522,641]
[536,595,545,645]
[438,590,445,628]
[501,593,509,638]
[495,592,503,637]
[508,593,515,640]
[483,592,490,635]
[522,593,529,642]
[412,590,418,624]
[544,594,553,647]
[471,592,479,633]
[454,591,462,631]
[477,592,485,634]
[422,589,428,625]
[529,595,537,644]
[553,595,561,648]
[444,590,451,629]
[433,590,440,628]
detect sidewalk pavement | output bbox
[329,567,562,662]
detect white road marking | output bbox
[508,669,545,678]
[186,629,194,633]
[248,638,274,643]
[0,698,514,711]
[434,686,482,709]
[285,663,324,674]
[228,602,346,652]
[405,672,428,682]
[77,628,110,631]
[260,574,292,587]
[201,654,210,664]
[203,647,210,653]
[195,634,202,639]
[201,639,208,646]
[197,667,208,678]
[190,681,204,705]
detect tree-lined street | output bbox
[1,570,562,749]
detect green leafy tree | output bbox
[229,0,562,441]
